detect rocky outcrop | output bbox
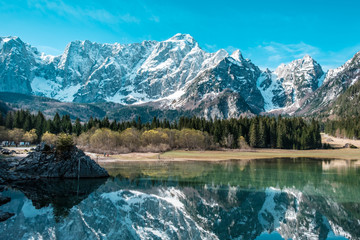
[0,211,14,222]
[13,144,109,178]
[0,193,13,222]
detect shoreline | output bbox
[91,148,360,164]
[2,133,360,163]
[93,134,360,163]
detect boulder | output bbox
[0,211,14,222]
[0,195,10,205]
[344,143,358,149]
[0,194,13,223]
[13,145,109,178]
[0,149,13,155]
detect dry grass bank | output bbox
[93,147,360,163]
[92,133,360,163]
[321,133,360,148]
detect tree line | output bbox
[324,117,360,139]
[0,109,322,151]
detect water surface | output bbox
[0,158,359,239]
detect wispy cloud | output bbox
[259,42,320,62]
[203,43,217,52]
[27,0,140,24]
[149,15,160,23]
[241,41,360,71]
[36,45,63,55]
[240,41,321,70]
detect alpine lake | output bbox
[0,157,359,240]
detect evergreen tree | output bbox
[23,115,32,132]
[258,118,266,148]
[151,117,157,129]
[34,111,46,140]
[5,112,13,129]
[101,117,110,128]
[0,113,3,126]
[74,118,82,136]
[53,113,61,134]
[276,118,285,148]
[249,119,259,148]
[136,116,142,130]
[61,115,72,134]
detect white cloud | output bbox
[241,41,321,70]
[27,0,139,24]
[149,15,160,23]
[36,45,63,56]
[260,41,320,59]
[203,43,218,52]
[241,41,360,71]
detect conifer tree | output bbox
[53,113,61,134]
[276,119,285,148]
[23,115,32,132]
[0,113,3,126]
[249,119,259,148]
[74,118,82,136]
[5,112,13,129]
[61,115,72,134]
[258,118,266,148]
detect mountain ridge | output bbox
[0,34,359,119]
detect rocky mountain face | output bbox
[294,51,360,116]
[257,55,324,112]
[0,34,359,119]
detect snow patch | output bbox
[31,77,61,98]
[56,84,82,102]
[22,200,52,218]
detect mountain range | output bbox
[0,34,359,120]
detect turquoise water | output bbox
[0,158,359,239]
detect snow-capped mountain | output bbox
[0,34,358,118]
[257,55,324,112]
[294,51,360,116]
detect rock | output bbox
[14,144,109,178]
[344,143,358,149]
[0,195,10,205]
[35,142,53,152]
[0,211,14,222]
[1,149,12,155]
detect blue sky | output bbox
[1,0,360,70]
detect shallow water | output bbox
[0,158,359,239]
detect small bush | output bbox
[238,136,250,150]
[56,133,74,153]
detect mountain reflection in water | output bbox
[0,158,359,240]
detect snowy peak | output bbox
[294,50,360,116]
[230,49,244,61]
[0,36,22,46]
[165,33,198,49]
[274,55,324,101]
[0,34,359,118]
[167,33,196,43]
[274,55,322,78]
[256,56,324,112]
